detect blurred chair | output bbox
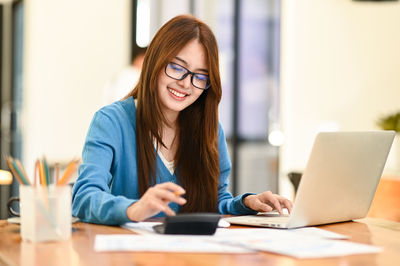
[288,172,302,194]
[368,177,400,222]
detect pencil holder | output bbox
[20,185,71,242]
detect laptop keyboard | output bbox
[226,214,290,227]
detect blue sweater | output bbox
[72,97,256,225]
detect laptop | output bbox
[225,131,395,229]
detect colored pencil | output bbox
[57,159,78,186]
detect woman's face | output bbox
[157,39,207,120]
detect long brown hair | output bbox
[126,15,222,212]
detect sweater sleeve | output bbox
[216,124,258,215]
[72,108,135,225]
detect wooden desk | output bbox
[1,218,399,266]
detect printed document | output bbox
[93,222,382,258]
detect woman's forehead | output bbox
[173,40,208,71]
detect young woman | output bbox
[72,15,292,225]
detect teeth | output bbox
[168,88,186,97]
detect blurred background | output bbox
[0,0,399,219]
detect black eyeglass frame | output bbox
[164,62,211,90]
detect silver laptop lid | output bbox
[287,131,395,228]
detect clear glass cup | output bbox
[19,185,72,242]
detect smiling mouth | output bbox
[168,87,189,98]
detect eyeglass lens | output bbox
[165,62,210,89]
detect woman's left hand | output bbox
[243,191,293,214]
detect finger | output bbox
[259,192,283,214]
[148,199,176,217]
[275,195,292,210]
[150,187,187,205]
[162,194,187,206]
[280,198,293,213]
[161,205,176,216]
[157,182,186,195]
[270,197,283,215]
[251,198,273,212]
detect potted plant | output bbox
[377,112,400,132]
[377,112,400,176]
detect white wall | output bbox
[22,0,131,175]
[280,0,400,197]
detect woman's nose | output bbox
[176,74,192,89]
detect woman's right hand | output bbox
[126,182,186,222]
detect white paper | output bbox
[94,234,253,253]
[243,238,382,259]
[212,228,380,259]
[122,222,160,234]
[288,227,350,239]
[212,227,348,241]
[109,223,381,258]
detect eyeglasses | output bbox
[165,62,210,90]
